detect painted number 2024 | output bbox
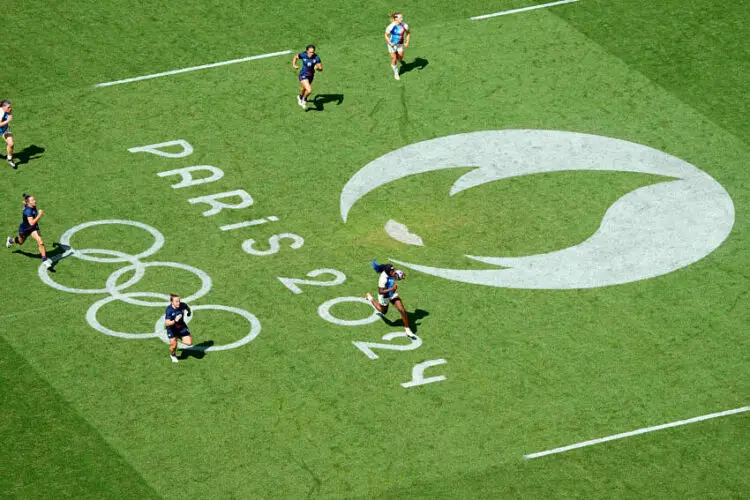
[278,268,447,388]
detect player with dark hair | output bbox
[366,259,416,339]
[165,294,193,363]
[384,12,410,80]
[292,45,323,109]
[6,193,51,268]
[0,100,16,168]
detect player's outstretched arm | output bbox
[291,54,300,70]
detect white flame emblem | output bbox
[341,130,734,289]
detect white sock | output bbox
[392,65,398,73]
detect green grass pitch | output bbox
[1,0,748,498]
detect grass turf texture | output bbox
[1,0,748,497]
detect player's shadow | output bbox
[379,308,429,333]
[14,145,45,165]
[12,242,71,271]
[180,340,215,360]
[399,57,428,75]
[308,94,344,112]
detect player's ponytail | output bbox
[372,259,394,274]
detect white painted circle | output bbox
[38,249,146,294]
[317,296,381,326]
[87,292,167,339]
[59,219,165,263]
[105,261,213,307]
[156,304,261,351]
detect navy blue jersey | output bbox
[298,52,321,79]
[0,111,9,134]
[19,205,37,232]
[165,302,189,335]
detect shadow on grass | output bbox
[12,242,70,271]
[399,57,429,75]
[7,144,46,165]
[307,93,344,112]
[179,340,215,361]
[379,308,430,333]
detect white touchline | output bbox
[524,405,750,459]
[470,0,579,21]
[94,50,293,88]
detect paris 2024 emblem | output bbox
[340,130,734,289]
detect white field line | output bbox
[524,405,750,460]
[94,50,292,88]
[470,0,579,20]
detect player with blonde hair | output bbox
[384,12,411,80]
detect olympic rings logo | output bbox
[37,219,261,352]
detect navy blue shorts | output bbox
[18,225,39,239]
[299,73,314,83]
[166,326,190,340]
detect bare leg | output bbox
[389,52,400,79]
[5,134,14,159]
[392,298,410,332]
[30,231,47,259]
[301,80,312,100]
